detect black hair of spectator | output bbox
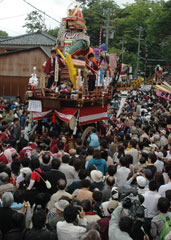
[14,189,25,203]
[139,157,146,164]
[78,169,87,180]
[21,157,30,167]
[57,141,64,150]
[125,154,133,165]
[92,191,103,203]
[63,205,77,223]
[87,146,94,156]
[119,157,127,167]
[51,158,60,169]
[0,162,5,173]
[34,192,50,210]
[57,179,67,190]
[62,154,70,163]
[11,159,21,176]
[11,212,25,230]
[92,128,96,133]
[75,138,82,147]
[42,153,50,164]
[108,165,117,176]
[81,199,91,212]
[130,140,137,148]
[32,209,46,229]
[165,190,171,201]
[30,158,40,170]
[81,179,91,189]
[148,153,157,163]
[119,216,133,234]
[93,150,101,159]
[141,152,149,161]
[106,176,115,187]
[154,172,165,190]
[149,180,158,191]
[164,163,171,173]
[168,170,171,179]
[157,197,170,213]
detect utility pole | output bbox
[135,26,143,77]
[120,40,127,63]
[103,9,115,51]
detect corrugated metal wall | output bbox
[0,48,48,101]
[0,76,28,101]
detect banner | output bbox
[55,108,77,122]
[156,88,171,101]
[79,105,108,126]
[33,110,52,120]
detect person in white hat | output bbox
[48,199,69,231]
[159,129,168,148]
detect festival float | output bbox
[26,3,113,134]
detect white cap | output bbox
[136,176,147,188]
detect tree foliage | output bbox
[77,0,171,70]
[0,30,8,36]
[23,11,47,33]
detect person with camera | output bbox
[109,203,133,240]
[56,204,87,240]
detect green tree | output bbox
[0,30,8,36]
[23,10,47,33]
[47,28,59,38]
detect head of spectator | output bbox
[30,157,40,171]
[63,205,77,223]
[42,153,51,165]
[86,222,100,232]
[54,199,69,214]
[82,199,92,212]
[87,146,94,156]
[21,157,30,168]
[119,157,128,167]
[90,170,103,183]
[34,192,50,211]
[75,138,82,148]
[128,139,137,149]
[11,212,25,230]
[32,209,47,229]
[57,179,67,190]
[92,191,103,203]
[119,215,133,235]
[78,169,87,180]
[51,157,61,169]
[157,197,170,213]
[107,200,118,214]
[148,153,157,164]
[108,165,117,176]
[81,179,91,190]
[93,150,102,160]
[84,229,101,240]
[106,176,115,187]
[136,176,147,189]
[2,192,14,207]
[0,172,9,184]
[58,141,64,151]
[62,154,70,164]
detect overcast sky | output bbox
[0,0,135,36]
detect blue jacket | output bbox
[87,158,108,175]
[87,133,100,149]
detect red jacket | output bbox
[44,56,64,76]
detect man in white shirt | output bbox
[57,205,87,240]
[125,140,139,165]
[115,157,130,188]
[59,155,77,186]
[159,170,171,197]
[143,180,161,218]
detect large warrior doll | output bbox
[56,3,90,59]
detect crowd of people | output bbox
[0,87,170,240]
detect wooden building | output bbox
[0,31,56,101]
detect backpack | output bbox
[159,213,171,240]
[34,170,51,192]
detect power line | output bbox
[0,14,27,20]
[23,0,61,24]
